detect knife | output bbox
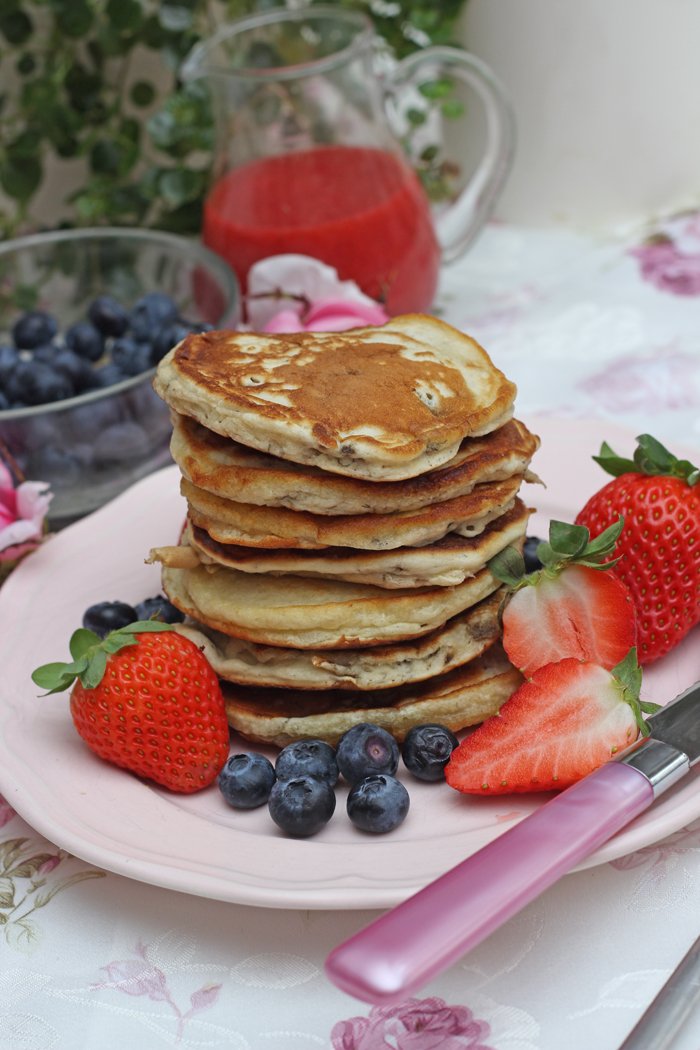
[325,679,700,1005]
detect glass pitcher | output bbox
[181,5,515,316]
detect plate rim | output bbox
[0,414,698,910]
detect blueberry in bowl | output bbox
[0,228,239,526]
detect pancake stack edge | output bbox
[150,314,539,747]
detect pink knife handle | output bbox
[326,762,653,1004]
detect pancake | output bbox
[170,414,539,514]
[161,561,502,649]
[221,645,522,746]
[151,499,531,588]
[174,589,505,690]
[153,314,517,481]
[181,474,523,551]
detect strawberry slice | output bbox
[490,519,636,677]
[445,649,656,795]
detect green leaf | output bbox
[0,10,32,46]
[80,648,107,689]
[488,546,526,588]
[69,629,100,661]
[611,648,649,735]
[548,520,589,558]
[120,620,175,635]
[583,516,624,559]
[56,0,94,39]
[130,80,156,108]
[441,99,465,120]
[31,663,75,693]
[0,154,42,203]
[595,434,699,484]
[419,78,453,101]
[406,107,427,128]
[106,0,143,33]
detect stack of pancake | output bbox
[150,314,538,747]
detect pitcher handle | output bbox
[385,47,515,262]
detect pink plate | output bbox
[0,416,697,910]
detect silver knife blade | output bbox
[646,680,700,764]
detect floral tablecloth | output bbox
[2,213,700,1050]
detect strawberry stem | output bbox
[489,517,623,589]
[610,647,659,736]
[594,434,699,485]
[32,621,174,695]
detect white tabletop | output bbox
[2,213,700,1050]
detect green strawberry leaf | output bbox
[548,520,589,558]
[596,435,699,485]
[121,621,175,634]
[488,546,526,588]
[583,517,624,561]
[31,620,174,695]
[592,441,635,477]
[69,628,101,661]
[31,663,78,694]
[81,649,107,689]
[611,647,651,736]
[489,517,625,591]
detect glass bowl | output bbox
[0,228,240,526]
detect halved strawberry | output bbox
[490,519,636,677]
[445,649,655,795]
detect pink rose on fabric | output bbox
[0,460,52,563]
[630,235,700,296]
[97,951,170,1001]
[331,996,494,1050]
[245,254,390,333]
[0,794,16,828]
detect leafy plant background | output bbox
[0,0,468,238]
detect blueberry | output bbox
[28,445,85,483]
[0,390,9,411]
[346,774,410,834]
[134,595,184,624]
[12,310,58,349]
[0,344,19,386]
[65,320,105,362]
[275,739,339,787]
[268,774,336,837]
[523,535,544,574]
[5,360,74,406]
[93,363,128,389]
[93,421,150,464]
[51,348,95,393]
[111,337,153,377]
[88,295,129,337]
[82,600,138,638]
[401,724,459,782]
[130,291,179,341]
[336,723,399,784]
[218,753,276,809]
[150,320,193,364]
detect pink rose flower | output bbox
[245,254,390,333]
[0,460,52,563]
[331,996,494,1050]
[630,235,700,296]
[0,794,16,828]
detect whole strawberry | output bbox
[32,622,230,793]
[575,434,700,664]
